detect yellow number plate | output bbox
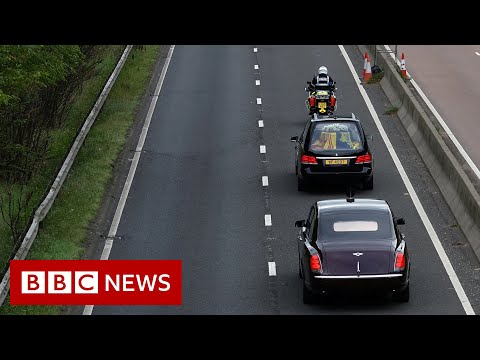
[325,159,348,165]
[318,101,327,113]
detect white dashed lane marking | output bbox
[268,262,276,276]
[475,52,480,56]
[252,48,275,281]
[264,214,272,226]
[262,176,269,186]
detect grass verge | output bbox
[367,71,384,84]
[384,105,399,115]
[0,45,162,314]
[0,46,124,272]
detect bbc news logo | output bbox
[10,260,182,305]
[21,271,100,294]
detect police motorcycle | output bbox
[305,81,337,115]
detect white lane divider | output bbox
[253,48,275,280]
[340,45,475,315]
[268,262,277,276]
[475,52,480,56]
[264,214,272,226]
[262,176,269,186]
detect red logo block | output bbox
[10,260,182,305]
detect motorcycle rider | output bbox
[309,66,335,90]
[306,66,337,114]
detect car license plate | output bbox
[318,101,327,113]
[325,159,348,165]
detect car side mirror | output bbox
[307,81,311,85]
[295,220,306,228]
[401,233,405,240]
[291,136,298,142]
[395,217,406,225]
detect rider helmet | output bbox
[318,66,328,75]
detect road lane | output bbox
[93,45,276,314]
[257,45,472,314]
[87,45,480,315]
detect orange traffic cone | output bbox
[400,52,407,78]
[363,52,368,78]
[364,55,372,82]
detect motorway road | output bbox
[88,45,480,315]
[387,45,480,175]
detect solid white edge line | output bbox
[256,97,262,105]
[264,214,272,226]
[260,145,266,153]
[256,80,261,86]
[100,238,114,260]
[340,45,474,315]
[262,176,269,186]
[384,45,480,181]
[254,64,259,69]
[82,45,176,316]
[258,120,264,128]
[268,262,276,276]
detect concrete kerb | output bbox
[358,45,480,261]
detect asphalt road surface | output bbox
[88,45,480,315]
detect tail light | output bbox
[394,252,405,272]
[309,97,315,107]
[310,254,323,274]
[301,155,317,164]
[355,152,372,164]
[330,96,336,107]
